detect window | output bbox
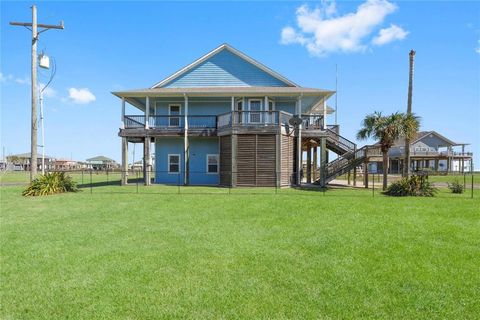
[168,154,180,173]
[169,104,180,127]
[206,154,219,174]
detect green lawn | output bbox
[1,184,479,319]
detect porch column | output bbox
[296,95,302,185]
[306,143,312,183]
[121,97,125,129]
[435,159,439,173]
[145,96,150,129]
[184,94,189,185]
[312,146,318,181]
[143,137,151,186]
[231,96,235,111]
[121,138,128,185]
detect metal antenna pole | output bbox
[335,64,338,126]
[40,90,45,174]
[10,5,64,181]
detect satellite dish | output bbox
[289,116,303,127]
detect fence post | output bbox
[136,171,139,194]
[471,174,474,199]
[464,173,466,190]
[81,170,84,184]
[178,171,180,194]
[90,171,92,194]
[106,170,109,183]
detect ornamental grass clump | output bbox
[384,175,437,197]
[22,172,79,196]
[447,179,464,194]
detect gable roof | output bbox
[151,44,298,88]
[86,156,116,163]
[392,131,461,147]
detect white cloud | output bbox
[68,88,96,104]
[372,24,408,45]
[14,77,30,85]
[280,0,407,56]
[0,72,13,83]
[38,83,57,98]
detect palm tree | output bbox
[357,112,420,190]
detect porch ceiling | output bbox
[114,87,334,114]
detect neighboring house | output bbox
[6,153,55,171]
[86,156,118,170]
[113,44,368,187]
[370,131,473,174]
[54,159,85,171]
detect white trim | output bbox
[168,154,180,174]
[206,154,219,174]
[150,43,298,88]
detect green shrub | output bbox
[384,175,437,197]
[447,179,464,194]
[22,172,79,196]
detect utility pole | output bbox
[10,5,64,182]
[404,49,415,178]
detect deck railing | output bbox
[217,111,288,128]
[301,114,324,130]
[124,115,216,129]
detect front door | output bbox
[249,99,261,123]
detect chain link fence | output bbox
[2,169,476,198]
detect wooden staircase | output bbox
[314,129,380,185]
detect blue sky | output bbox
[1,1,479,168]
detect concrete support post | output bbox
[143,137,151,186]
[306,143,312,183]
[121,137,128,185]
[319,138,327,187]
[353,166,357,187]
[312,145,318,181]
[364,159,369,188]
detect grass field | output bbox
[1,182,479,319]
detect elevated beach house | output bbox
[385,131,473,173]
[113,44,372,187]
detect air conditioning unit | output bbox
[39,54,50,69]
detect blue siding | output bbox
[155,137,220,185]
[189,137,220,185]
[155,137,185,185]
[162,49,290,88]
